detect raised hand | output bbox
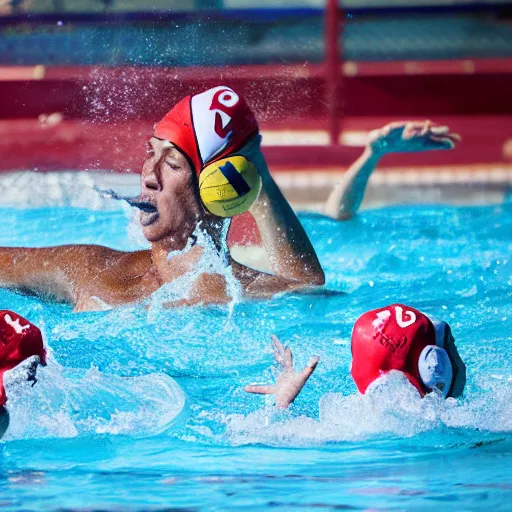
[245,335,319,408]
[368,121,461,156]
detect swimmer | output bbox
[324,121,461,220]
[0,310,47,437]
[245,304,466,407]
[0,86,324,311]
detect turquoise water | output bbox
[1,201,512,510]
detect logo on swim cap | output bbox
[4,314,30,335]
[394,306,417,328]
[209,88,240,139]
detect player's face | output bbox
[139,137,203,244]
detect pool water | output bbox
[0,195,512,511]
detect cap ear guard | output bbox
[418,345,453,398]
[430,319,466,398]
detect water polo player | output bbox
[324,121,461,220]
[245,304,466,408]
[0,310,47,437]
[0,86,324,311]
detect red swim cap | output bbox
[153,86,259,175]
[351,304,436,396]
[0,311,46,406]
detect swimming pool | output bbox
[0,179,512,510]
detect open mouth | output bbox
[125,197,158,213]
[139,211,159,227]
[129,196,159,227]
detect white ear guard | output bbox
[418,345,453,398]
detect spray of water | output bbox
[3,356,185,441]
[147,219,243,318]
[222,372,512,447]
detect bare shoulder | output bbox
[67,245,153,279]
[68,246,155,309]
[15,244,149,274]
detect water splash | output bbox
[223,371,512,447]
[148,219,243,316]
[3,358,185,441]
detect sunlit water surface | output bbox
[0,192,512,511]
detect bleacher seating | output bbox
[1,12,511,66]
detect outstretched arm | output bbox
[245,335,319,408]
[234,136,325,292]
[0,247,76,301]
[324,121,461,221]
[0,245,120,306]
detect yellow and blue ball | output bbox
[199,155,261,218]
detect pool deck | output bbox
[272,163,512,211]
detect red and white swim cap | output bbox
[351,304,436,396]
[0,311,46,405]
[153,86,259,175]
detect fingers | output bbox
[429,136,456,149]
[446,132,461,143]
[271,335,286,366]
[405,121,461,148]
[271,335,293,369]
[370,120,461,155]
[284,346,293,369]
[420,120,433,136]
[379,120,437,142]
[428,130,460,148]
[245,384,276,395]
[383,121,458,138]
[430,125,450,135]
[300,356,320,380]
[403,121,431,140]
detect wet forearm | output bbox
[250,180,324,285]
[324,147,381,220]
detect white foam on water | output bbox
[2,358,186,441]
[147,219,242,316]
[223,372,512,447]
